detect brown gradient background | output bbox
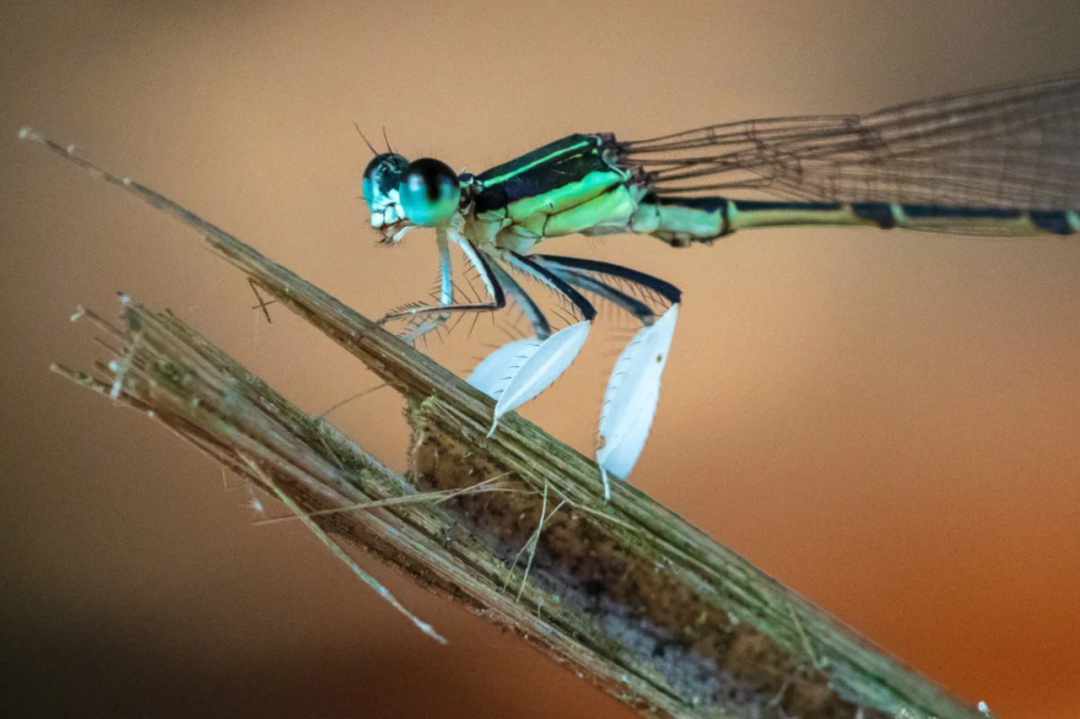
[3,1,1080,717]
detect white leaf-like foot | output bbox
[481,321,591,436]
[597,304,679,498]
[467,337,543,398]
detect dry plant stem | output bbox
[27,129,983,719]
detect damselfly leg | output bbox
[379,229,507,344]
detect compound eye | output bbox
[398,158,461,227]
[362,153,408,205]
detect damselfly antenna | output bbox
[382,126,394,154]
[353,122,378,156]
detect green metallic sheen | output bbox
[544,185,639,237]
[478,135,598,187]
[505,168,628,222]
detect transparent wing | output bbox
[621,73,1080,209]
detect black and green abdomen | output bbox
[633,195,1080,246]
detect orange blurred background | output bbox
[3,1,1080,716]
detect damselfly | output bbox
[360,72,1080,497]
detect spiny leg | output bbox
[397,227,454,344]
[534,259,656,326]
[532,255,684,495]
[487,260,552,340]
[379,231,507,343]
[532,254,683,305]
[504,252,598,323]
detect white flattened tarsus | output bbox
[486,321,592,436]
[597,303,679,498]
[467,337,543,398]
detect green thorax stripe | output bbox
[473,134,613,213]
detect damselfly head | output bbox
[362,152,409,240]
[362,153,461,242]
